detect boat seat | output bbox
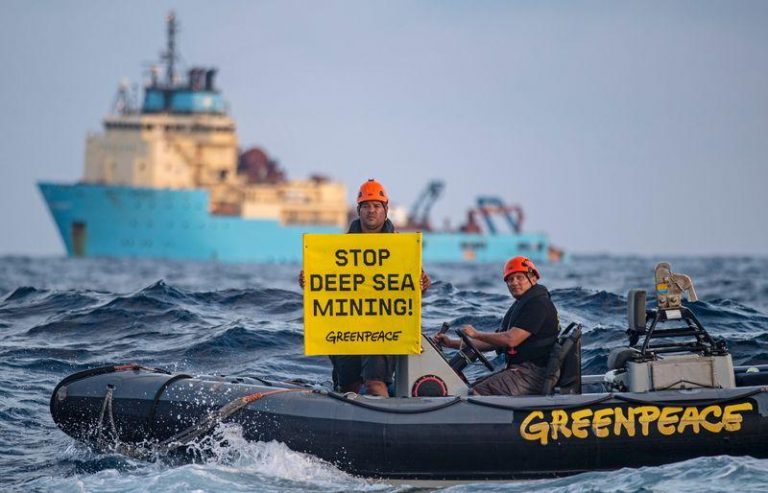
[604,288,647,371]
[606,347,642,370]
[627,289,647,333]
[541,323,582,395]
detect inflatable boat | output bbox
[50,264,768,480]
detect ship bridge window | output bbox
[106,122,142,131]
[188,124,233,133]
[164,124,188,132]
[459,241,487,250]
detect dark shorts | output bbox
[361,355,395,384]
[330,355,395,390]
[471,361,546,396]
[329,355,362,390]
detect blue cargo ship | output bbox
[38,13,558,264]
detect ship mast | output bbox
[162,11,178,86]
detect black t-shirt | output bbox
[498,283,559,367]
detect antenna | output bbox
[162,11,178,86]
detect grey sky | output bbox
[1,1,766,256]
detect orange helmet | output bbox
[503,256,540,281]
[357,179,388,205]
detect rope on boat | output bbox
[53,363,170,400]
[326,392,462,413]
[152,388,311,455]
[147,373,193,434]
[92,384,118,450]
[465,386,766,412]
[112,364,170,373]
[91,385,310,460]
[466,393,615,411]
[613,387,766,406]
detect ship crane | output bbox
[475,196,524,235]
[406,180,444,231]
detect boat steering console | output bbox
[450,327,495,372]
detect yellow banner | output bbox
[303,233,422,355]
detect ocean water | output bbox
[2,255,768,492]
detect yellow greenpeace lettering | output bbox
[699,405,723,433]
[520,411,549,444]
[722,402,753,432]
[613,406,636,437]
[658,406,683,436]
[633,406,661,436]
[550,410,572,441]
[519,402,754,446]
[677,406,702,434]
[570,409,593,439]
[303,233,422,355]
[592,408,613,438]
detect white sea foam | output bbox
[21,423,400,493]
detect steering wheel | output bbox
[456,328,495,371]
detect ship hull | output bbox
[39,183,551,263]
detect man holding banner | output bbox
[300,179,431,397]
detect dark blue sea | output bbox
[2,255,768,492]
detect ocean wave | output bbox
[182,323,300,358]
[0,287,103,319]
[17,425,379,493]
[441,455,768,492]
[4,256,768,489]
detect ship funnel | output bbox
[205,69,217,91]
[189,68,204,90]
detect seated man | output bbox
[433,256,558,396]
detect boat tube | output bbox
[50,263,768,479]
[50,363,768,480]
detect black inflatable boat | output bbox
[51,362,768,480]
[50,263,768,480]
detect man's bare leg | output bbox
[365,380,389,397]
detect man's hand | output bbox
[462,325,479,339]
[298,270,305,289]
[432,333,460,349]
[460,325,497,352]
[420,270,431,293]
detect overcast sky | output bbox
[1,1,766,256]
